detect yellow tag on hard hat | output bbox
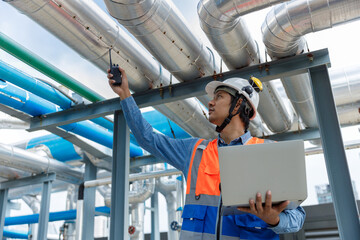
[250,76,263,92]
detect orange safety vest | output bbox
[180,137,278,240]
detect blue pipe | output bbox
[0,60,113,131]
[3,229,28,239]
[4,206,110,226]
[0,80,143,157]
[0,60,72,109]
[143,111,190,139]
[27,134,82,162]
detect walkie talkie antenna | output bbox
[109,48,112,67]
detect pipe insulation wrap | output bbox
[261,0,360,128]
[197,0,294,133]
[4,0,216,139]
[103,0,219,83]
[0,143,83,183]
[262,0,360,58]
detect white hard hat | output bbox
[205,77,261,120]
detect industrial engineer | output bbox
[108,68,305,240]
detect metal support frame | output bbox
[81,155,97,240]
[309,66,360,239]
[151,191,160,240]
[0,188,8,238]
[109,110,130,240]
[22,49,360,239]
[38,180,52,240]
[0,173,56,240]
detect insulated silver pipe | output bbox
[0,114,29,129]
[262,0,360,128]
[0,143,84,184]
[129,178,155,204]
[6,0,217,139]
[198,0,294,133]
[129,203,145,240]
[85,168,181,188]
[103,0,218,105]
[156,177,179,240]
[306,139,360,156]
[262,0,360,58]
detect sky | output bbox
[1,0,360,236]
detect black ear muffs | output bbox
[242,86,253,98]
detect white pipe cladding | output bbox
[103,0,218,105]
[5,0,217,139]
[262,0,360,127]
[198,0,294,133]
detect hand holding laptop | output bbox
[237,190,290,226]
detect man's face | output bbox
[208,90,232,125]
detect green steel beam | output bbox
[0,32,104,102]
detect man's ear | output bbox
[232,98,243,114]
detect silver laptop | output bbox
[218,140,307,213]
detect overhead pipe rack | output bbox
[26,49,360,240]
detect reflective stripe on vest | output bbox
[180,137,279,240]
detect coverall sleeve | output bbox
[120,96,199,176]
[269,206,306,234]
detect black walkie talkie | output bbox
[109,49,122,86]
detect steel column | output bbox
[109,110,130,240]
[309,65,360,239]
[151,192,160,240]
[37,179,53,240]
[81,156,97,240]
[0,189,9,238]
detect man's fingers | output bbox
[249,199,257,213]
[265,190,272,209]
[237,206,251,213]
[277,200,290,212]
[255,192,263,212]
[107,68,111,73]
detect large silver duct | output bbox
[129,203,145,240]
[198,0,294,133]
[156,177,179,240]
[103,0,218,105]
[22,195,40,240]
[0,143,84,184]
[6,0,216,139]
[262,0,360,128]
[0,112,29,129]
[330,65,360,126]
[129,178,155,204]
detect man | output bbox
[108,68,305,240]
